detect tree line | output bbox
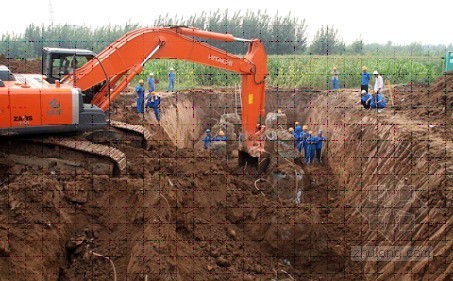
[0,10,450,59]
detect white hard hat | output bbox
[149,72,154,76]
[373,70,379,75]
[169,67,174,71]
[361,90,366,94]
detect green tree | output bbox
[349,38,364,54]
[309,25,343,55]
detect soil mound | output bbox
[0,54,41,73]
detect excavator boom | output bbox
[64,27,267,143]
[1,26,268,162]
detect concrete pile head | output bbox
[220,113,241,125]
[209,141,228,157]
[264,129,299,161]
[275,129,300,159]
[265,112,288,130]
[220,113,242,134]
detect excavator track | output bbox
[109,120,153,150]
[30,138,127,176]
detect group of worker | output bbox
[334,65,388,109]
[360,89,387,109]
[289,122,327,164]
[202,129,227,150]
[360,66,387,109]
[135,77,161,121]
[135,67,177,119]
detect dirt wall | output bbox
[306,90,451,280]
[154,88,315,149]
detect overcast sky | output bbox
[2,0,451,45]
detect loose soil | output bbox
[0,59,450,280]
[0,87,363,280]
[0,55,42,74]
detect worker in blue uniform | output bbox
[361,66,371,92]
[146,92,161,121]
[361,90,372,109]
[135,79,145,113]
[147,73,155,93]
[301,125,310,158]
[214,130,227,141]
[293,122,303,152]
[202,129,212,150]
[331,67,340,90]
[167,67,176,92]
[294,122,302,137]
[315,130,326,164]
[305,131,317,164]
[370,91,387,109]
[238,132,243,146]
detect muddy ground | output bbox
[0,88,363,280]
[0,57,450,280]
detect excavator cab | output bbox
[42,47,94,84]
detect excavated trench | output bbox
[0,82,450,280]
[308,91,451,280]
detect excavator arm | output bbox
[63,27,268,152]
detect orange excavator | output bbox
[0,26,268,169]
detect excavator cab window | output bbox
[46,54,71,83]
[52,55,88,76]
[55,56,69,75]
[42,48,94,84]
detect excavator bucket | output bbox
[238,146,270,174]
